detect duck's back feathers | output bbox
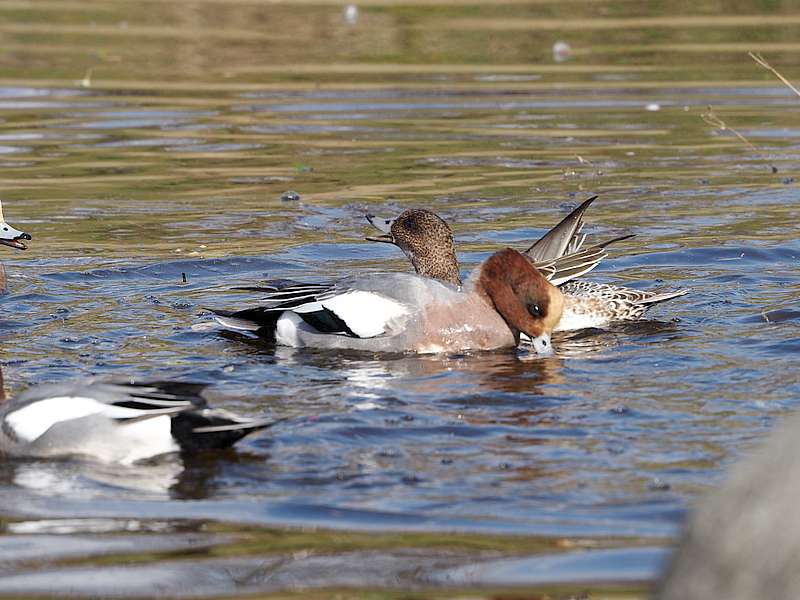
[561,280,688,304]
[294,289,409,338]
[0,379,277,462]
[233,280,332,306]
[211,280,343,335]
[213,273,456,343]
[9,380,204,424]
[556,280,689,331]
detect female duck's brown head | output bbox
[476,248,564,355]
[366,209,462,287]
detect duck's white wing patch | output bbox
[321,290,409,338]
[6,396,149,443]
[291,300,325,314]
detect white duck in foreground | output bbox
[0,368,280,464]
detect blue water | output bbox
[2,1,800,596]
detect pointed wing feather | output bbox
[171,412,284,451]
[231,280,334,308]
[524,196,597,262]
[564,232,588,256]
[561,280,689,306]
[533,234,634,287]
[101,381,208,412]
[209,280,342,332]
[637,288,690,306]
[535,245,608,286]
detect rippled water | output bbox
[1,1,800,597]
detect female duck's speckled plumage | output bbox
[0,369,280,464]
[364,198,688,332]
[367,208,462,286]
[557,279,688,330]
[212,248,564,355]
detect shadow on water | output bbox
[2,0,800,597]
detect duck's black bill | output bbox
[365,234,394,243]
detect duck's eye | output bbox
[528,303,543,318]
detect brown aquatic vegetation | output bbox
[701,104,778,173]
[750,51,800,99]
[700,52,800,175]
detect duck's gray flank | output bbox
[0,375,280,463]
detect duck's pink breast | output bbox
[411,294,516,353]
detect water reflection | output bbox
[0,450,257,502]
[556,318,685,357]
[225,335,569,395]
[8,458,183,499]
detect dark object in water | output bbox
[657,411,800,600]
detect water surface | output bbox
[1,1,799,597]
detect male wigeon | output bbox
[0,199,32,250]
[364,198,688,331]
[0,368,280,464]
[211,247,564,355]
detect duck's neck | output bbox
[407,247,462,287]
[415,258,461,287]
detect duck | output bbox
[364,198,688,331]
[0,199,32,250]
[366,195,610,288]
[367,196,641,293]
[211,247,564,355]
[0,367,281,464]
